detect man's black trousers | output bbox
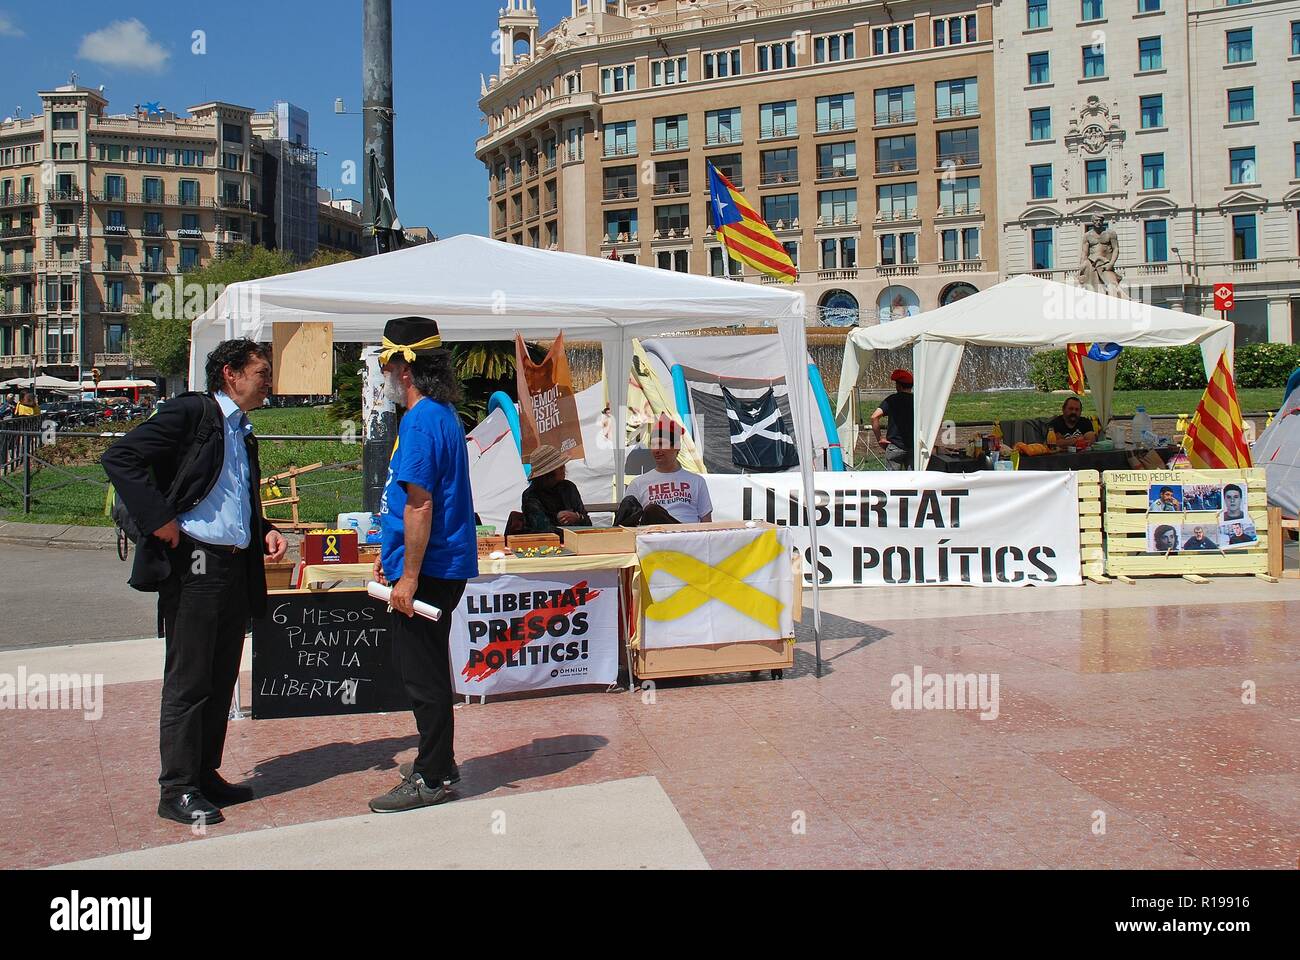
[157,540,250,800]
[390,576,467,784]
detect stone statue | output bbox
[1077,214,1124,294]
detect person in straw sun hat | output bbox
[519,443,591,533]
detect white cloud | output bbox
[77,19,169,72]
[0,12,25,37]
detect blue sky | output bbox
[0,0,571,237]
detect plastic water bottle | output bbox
[1132,406,1156,447]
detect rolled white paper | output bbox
[367,581,442,621]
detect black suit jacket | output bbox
[100,392,276,616]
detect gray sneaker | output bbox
[399,761,460,786]
[368,773,451,813]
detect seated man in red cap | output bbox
[872,369,914,470]
[615,414,713,526]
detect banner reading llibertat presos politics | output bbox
[450,571,621,696]
[707,471,1082,587]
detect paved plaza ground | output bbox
[1,548,1295,870]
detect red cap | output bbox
[890,369,914,385]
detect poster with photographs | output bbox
[1219,517,1259,549]
[1147,484,1184,513]
[1218,482,1250,526]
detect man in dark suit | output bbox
[102,339,287,827]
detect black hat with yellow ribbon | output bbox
[379,317,443,364]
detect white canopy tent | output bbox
[187,235,826,660]
[835,274,1235,467]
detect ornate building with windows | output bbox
[476,0,1000,327]
[995,0,1300,344]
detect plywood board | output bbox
[272,322,333,395]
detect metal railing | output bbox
[817,165,857,180]
[759,170,798,186]
[0,192,39,208]
[653,178,689,196]
[874,109,916,126]
[875,157,918,174]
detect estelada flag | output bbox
[1184,352,1252,468]
[515,332,585,462]
[1066,343,1087,396]
[707,161,797,283]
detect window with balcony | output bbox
[760,148,799,186]
[1030,107,1053,141]
[939,176,980,215]
[877,233,914,266]
[105,243,123,270]
[654,203,690,235]
[875,135,916,174]
[933,15,978,47]
[760,193,799,226]
[818,189,857,224]
[936,78,978,118]
[1031,163,1053,199]
[938,128,979,168]
[1142,153,1165,189]
[1028,51,1050,85]
[757,40,798,71]
[1138,36,1162,71]
[143,177,164,203]
[708,154,743,189]
[822,237,858,270]
[703,48,741,79]
[144,212,164,236]
[222,152,242,171]
[103,175,126,202]
[1226,28,1253,63]
[1081,0,1103,20]
[654,159,689,196]
[818,142,857,179]
[1083,43,1106,77]
[1085,159,1108,193]
[1227,87,1254,123]
[1232,213,1256,259]
[706,108,742,146]
[1230,146,1256,184]
[814,32,855,63]
[1140,94,1164,128]
[179,246,199,272]
[653,115,688,151]
[1027,0,1049,29]
[760,101,797,139]
[1032,228,1054,269]
[940,228,981,262]
[872,24,915,55]
[144,245,163,273]
[875,86,915,125]
[1143,219,1167,263]
[816,94,856,133]
[877,182,918,220]
[181,213,200,235]
[106,210,125,232]
[543,137,557,169]
[603,121,637,157]
[566,125,584,162]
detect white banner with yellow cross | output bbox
[637,525,795,649]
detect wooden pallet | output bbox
[1102,467,1272,581]
[1076,469,1106,583]
[260,462,328,531]
[1268,507,1298,580]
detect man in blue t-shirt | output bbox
[369,317,479,814]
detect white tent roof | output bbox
[2,375,83,391]
[836,274,1235,467]
[844,274,1233,352]
[188,234,804,386]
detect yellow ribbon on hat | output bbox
[379,334,443,364]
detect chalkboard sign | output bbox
[252,590,410,720]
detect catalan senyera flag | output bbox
[1184,353,1253,469]
[707,161,798,283]
[1066,343,1088,396]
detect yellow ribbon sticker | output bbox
[640,529,786,631]
[324,534,339,557]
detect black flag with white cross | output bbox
[723,387,799,470]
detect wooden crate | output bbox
[561,526,636,555]
[1102,467,1270,579]
[1076,469,1105,582]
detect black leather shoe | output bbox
[200,773,255,805]
[399,760,460,785]
[158,792,224,826]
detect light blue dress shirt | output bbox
[178,391,253,549]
